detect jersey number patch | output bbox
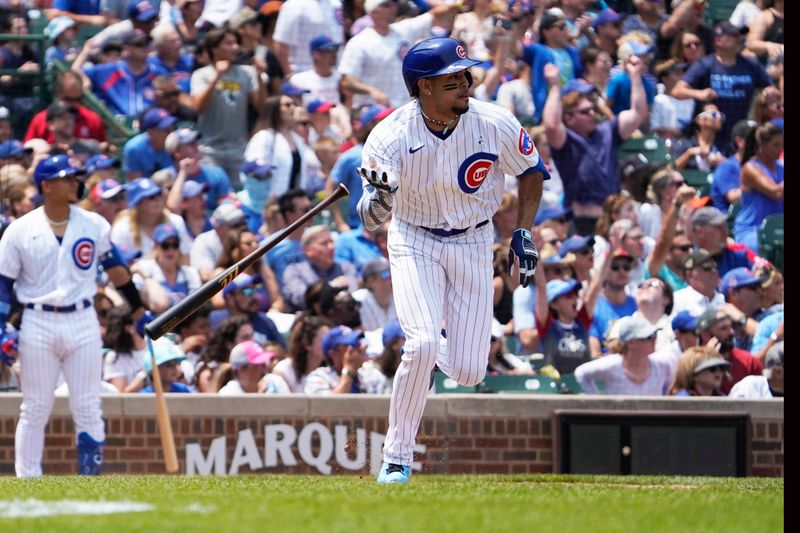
[72,238,95,271]
[457,152,497,194]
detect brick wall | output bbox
[0,395,783,477]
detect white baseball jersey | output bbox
[338,15,433,109]
[358,98,545,467]
[0,205,110,477]
[361,98,543,229]
[0,206,112,305]
[273,0,344,74]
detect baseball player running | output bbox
[0,155,149,478]
[358,37,548,484]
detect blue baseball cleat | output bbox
[77,432,104,475]
[377,462,411,484]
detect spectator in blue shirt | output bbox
[606,40,657,116]
[123,107,176,180]
[148,25,194,94]
[334,222,387,276]
[590,248,638,356]
[521,10,583,125]
[140,338,192,393]
[43,16,79,67]
[327,104,393,231]
[76,29,157,117]
[672,21,773,153]
[163,127,231,214]
[543,58,647,235]
[735,122,783,251]
[266,189,313,284]
[711,119,757,211]
[51,0,111,26]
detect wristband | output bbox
[341,368,355,379]
[118,279,144,313]
[770,332,779,343]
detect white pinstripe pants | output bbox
[383,219,493,466]
[15,307,104,478]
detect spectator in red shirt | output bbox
[24,70,106,144]
[695,308,762,394]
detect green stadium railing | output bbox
[758,213,784,274]
[617,136,669,166]
[704,0,741,27]
[433,371,582,395]
[681,168,713,197]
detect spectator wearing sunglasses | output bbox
[152,75,198,123]
[688,206,762,278]
[543,57,646,235]
[645,181,696,291]
[282,225,358,312]
[353,257,396,332]
[695,308,762,394]
[211,274,286,348]
[190,203,247,282]
[672,21,773,153]
[589,248,638,356]
[670,249,724,318]
[607,219,652,292]
[576,315,672,395]
[164,127,231,215]
[122,107,177,181]
[669,346,729,396]
[132,223,202,314]
[719,267,766,352]
[111,177,193,258]
[673,103,726,171]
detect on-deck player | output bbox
[0,155,148,478]
[358,37,548,484]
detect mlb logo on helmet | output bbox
[457,152,498,194]
[455,45,466,59]
[72,237,95,270]
[518,128,534,156]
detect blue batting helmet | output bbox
[402,37,482,96]
[34,154,83,192]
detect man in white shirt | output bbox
[729,341,784,398]
[189,203,246,281]
[352,257,397,331]
[272,0,344,76]
[338,0,459,109]
[290,34,342,106]
[671,249,724,318]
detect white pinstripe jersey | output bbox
[361,98,542,230]
[0,206,112,306]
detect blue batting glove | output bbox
[508,228,539,288]
[135,311,155,338]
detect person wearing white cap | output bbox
[44,16,79,67]
[189,202,246,282]
[574,315,672,395]
[338,0,460,109]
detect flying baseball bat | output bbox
[146,337,179,474]
[145,184,350,340]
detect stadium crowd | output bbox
[0,0,784,399]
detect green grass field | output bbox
[0,475,783,533]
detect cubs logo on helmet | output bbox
[457,152,498,194]
[72,238,95,270]
[455,45,466,59]
[518,128,534,156]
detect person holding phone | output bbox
[304,325,378,394]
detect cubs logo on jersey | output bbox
[518,128,534,156]
[457,152,497,194]
[72,238,95,270]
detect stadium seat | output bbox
[433,372,476,393]
[758,214,784,273]
[682,169,713,197]
[705,0,741,26]
[478,375,560,394]
[617,136,668,165]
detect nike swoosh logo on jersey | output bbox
[409,145,425,154]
